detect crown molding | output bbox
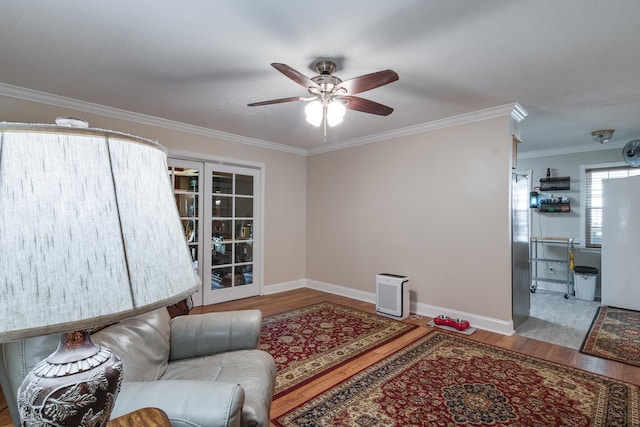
[0,82,308,156]
[1,83,527,158]
[308,103,526,155]
[518,140,627,159]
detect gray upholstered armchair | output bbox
[0,308,276,427]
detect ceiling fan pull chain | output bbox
[323,104,328,142]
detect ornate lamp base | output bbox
[18,330,123,426]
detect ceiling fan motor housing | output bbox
[310,74,343,96]
[314,60,337,75]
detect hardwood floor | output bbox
[2,288,638,426]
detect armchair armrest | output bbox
[111,380,244,427]
[169,310,262,361]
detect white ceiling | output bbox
[1,1,640,155]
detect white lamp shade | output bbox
[0,123,200,341]
[327,102,346,127]
[305,100,323,127]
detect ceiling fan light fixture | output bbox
[327,101,346,127]
[591,129,614,144]
[305,100,323,127]
[249,61,398,140]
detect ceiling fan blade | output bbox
[247,96,304,107]
[337,70,399,95]
[343,96,394,116]
[271,63,319,89]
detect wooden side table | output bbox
[107,408,171,427]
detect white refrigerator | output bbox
[602,175,640,310]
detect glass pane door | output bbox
[204,163,260,305]
[168,158,261,306]
[167,159,203,306]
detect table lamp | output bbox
[0,120,200,426]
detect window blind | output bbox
[584,165,640,248]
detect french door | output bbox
[168,158,261,305]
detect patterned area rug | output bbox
[259,301,417,397]
[273,331,640,426]
[581,306,640,367]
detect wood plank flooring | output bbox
[2,288,638,426]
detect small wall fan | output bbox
[622,139,640,167]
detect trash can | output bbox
[574,266,598,301]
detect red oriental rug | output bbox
[273,331,640,426]
[581,306,640,367]
[259,301,417,398]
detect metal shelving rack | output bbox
[529,237,574,298]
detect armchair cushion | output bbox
[163,349,276,426]
[92,308,171,382]
[111,380,245,427]
[169,310,262,360]
[0,333,60,424]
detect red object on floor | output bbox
[433,315,470,331]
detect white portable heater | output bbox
[376,273,410,320]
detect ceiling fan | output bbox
[248,60,399,138]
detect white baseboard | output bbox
[305,279,376,304]
[264,279,515,336]
[413,301,514,336]
[262,279,306,295]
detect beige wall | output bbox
[0,96,308,286]
[1,95,516,323]
[306,116,514,322]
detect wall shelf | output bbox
[539,201,570,212]
[539,176,570,191]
